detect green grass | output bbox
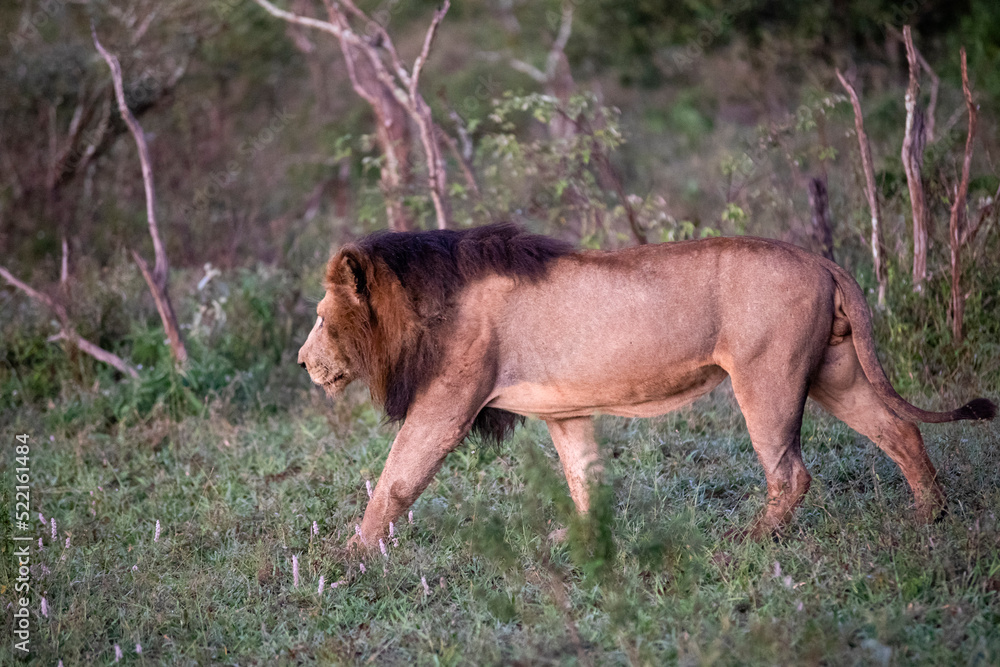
[3,381,999,666]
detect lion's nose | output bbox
[299,362,307,370]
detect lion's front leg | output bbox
[545,416,603,515]
[351,417,468,550]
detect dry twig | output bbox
[901,26,930,291]
[836,69,887,307]
[947,48,978,342]
[0,265,139,379]
[94,25,187,364]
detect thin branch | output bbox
[94,25,188,364]
[93,27,167,285]
[947,48,978,342]
[950,48,978,246]
[335,0,411,87]
[952,48,977,232]
[253,0,343,38]
[256,0,452,229]
[0,266,139,379]
[0,266,67,322]
[435,122,479,196]
[48,332,139,379]
[410,0,450,99]
[60,236,69,287]
[836,68,886,306]
[546,2,574,80]
[508,58,548,82]
[902,25,929,291]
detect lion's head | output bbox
[298,223,572,442]
[298,246,417,403]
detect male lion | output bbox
[298,223,995,546]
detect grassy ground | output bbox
[3,378,999,666]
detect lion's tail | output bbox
[828,262,997,424]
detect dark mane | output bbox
[354,222,573,445]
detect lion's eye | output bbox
[318,316,325,327]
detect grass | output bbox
[3,378,1000,666]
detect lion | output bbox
[298,223,996,547]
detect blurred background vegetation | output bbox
[2,0,999,422]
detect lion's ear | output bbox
[333,248,369,301]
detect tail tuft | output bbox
[956,398,998,421]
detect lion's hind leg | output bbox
[809,341,945,521]
[728,368,814,539]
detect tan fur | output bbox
[299,235,994,547]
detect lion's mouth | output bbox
[322,372,347,392]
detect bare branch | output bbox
[836,68,887,306]
[93,27,167,285]
[0,266,66,322]
[410,0,450,99]
[436,123,479,197]
[252,0,343,38]
[48,332,140,379]
[256,0,452,230]
[60,236,69,288]
[0,265,139,379]
[508,58,548,82]
[335,0,411,87]
[546,2,574,80]
[902,26,929,291]
[952,48,977,230]
[947,48,978,342]
[94,25,188,364]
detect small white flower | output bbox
[64,535,70,549]
[114,644,123,662]
[135,643,142,654]
[41,597,48,618]
[132,564,138,572]
[318,575,325,594]
[421,576,430,596]
[292,555,300,588]
[154,520,161,543]
[359,562,366,574]
[379,539,387,557]
[51,518,57,541]
[366,480,373,499]
[38,538,43,549]
[38,513,46,525]
[408,510,414,525]
[312,521,319,536]
[355,524,362,538]
[389,522,395,538]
